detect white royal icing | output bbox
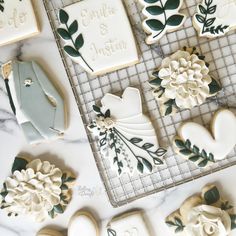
[193,0,236,38]
[185,205,231,236]
[139,0,186,44]
[107,211,151,236]
[0,0,39,46]
[88,87,166,176]
[68,212,98,236]
[58,0,139,75]
[177,109,236,161]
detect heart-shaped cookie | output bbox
[174,109,236,167]
[193,0,236,38]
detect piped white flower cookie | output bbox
[166,184,236,236]
[139,0,187,44]
[193,0,236,38]
[0,157,76,222]
[149,47,221,116]
[88,87,167,176]
[174,109,236,168]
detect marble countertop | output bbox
[0,1,236,236]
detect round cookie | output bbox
[37,229,64,236]
[68,211,99,236]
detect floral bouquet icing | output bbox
[166,184,236,236]
[0,157,75,222]
[149,47,221,116]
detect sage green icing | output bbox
[11,60,65,143]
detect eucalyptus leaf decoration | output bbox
[140,0,186,44]
[195,0,229,35]
[57,9,93,72]
[174,138,215,167]
[88,105,166,175]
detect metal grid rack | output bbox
[43,0,236,207]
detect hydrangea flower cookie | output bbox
[149,47,221,116]
[0,156,76,222]
[174,109,236,168]
[139,0,187,44]
[88,87,167,176]
[0,0,39,46]
[193,0,236,38]
[166,184,236,236]
[57,0,139,76]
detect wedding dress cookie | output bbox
[0,0,39,46]
[149,47,221,116]
[68,211,99,236]
[88,87,166,176]
[0,156,76,222]
[174,109,236,168]
[1,60,66,144]
[107,211,151,236]
[193,0,236,38]
[166,184,235,235]
[57,0,139,76]
[139,0,187,44]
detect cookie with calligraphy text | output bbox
[193,0,236,38]
[174,109,236,168]
[107,211,151,236]
[57,0,139,76]
[139,0,187,44]
[88,87,167,176]
[0,0,39,46]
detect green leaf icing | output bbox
[11,157,28,174]
[166,217,185,233]
[140,0,186,43]
[194,0,229,35]
[174,138,215,167]
[57,9,93,72]
[204,186,220,205]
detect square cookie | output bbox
[107,211,151,236]
[57,0,139,76]
[0,0,39,46]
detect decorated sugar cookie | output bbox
[139,0,187,44]
[193,0,236,38]
[88,87,166,176]
[174,109,236,168]
[1,60,66,144]
[0,0,39,46]
[107,211,151,236]
[149,47,221,116]
[37,211,99,236]
[57,0,139,76]
[68,211,99,236]
[166,184,236,235]
[0,156,76,222]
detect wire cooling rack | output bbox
[43,0,236,207]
